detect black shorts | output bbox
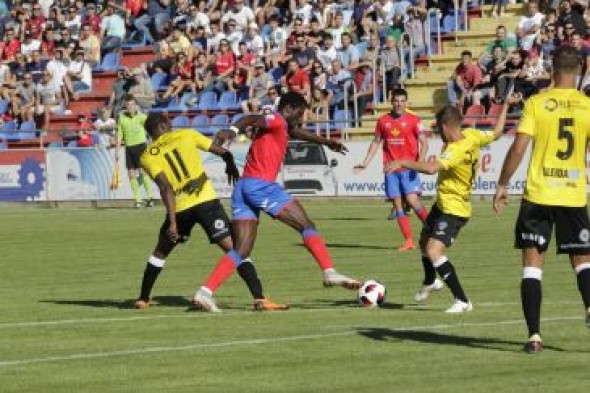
[159,199,231,248]
[125,143,147,170]
[420,205,468,247]
[515,199,590,254]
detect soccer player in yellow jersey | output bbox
[134,113,287,312]
[388,95,521,313]
[494,47,590,354]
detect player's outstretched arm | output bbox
[153,172,179,242]
[209,144,240,185]
[493,133,532,214]
[492,93,522,140]
[387,159,443,175]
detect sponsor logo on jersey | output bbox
[579,229,590,243]
[521,233,547,246]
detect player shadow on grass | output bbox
[294,243,392,250]
[40,296,194,310]
[308,299,404,310]
[357,328,567,353]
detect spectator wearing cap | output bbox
[12,71,35,122]
[289,33,316,72]
[0,28,21,63]
[558,0,586,36]
[221,0,255,32]
[292,0,314,26]
[82,3,102,36]
[243,22,264,57]
[206,21,226,56]
[127,68,155,110]
[35,69,64,128]
[225,18,243,55]
[64,6,82,40]
[316,33,337,71]
[79,24,101,67]
[26,51,45,84]
[202,38,234,96]
[161,52,195,101]
[281,58,310,101]
[146,0,172,40]
[21,32,41,58]
[41,27,57,59]
[242,60,274,114]
[100,3,126,58]
[66,49,92,100]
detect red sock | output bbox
[416,207,428,222]
[303,230,334,271]
[397,215,413,241]
[204,254,237,292]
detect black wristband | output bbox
[221,151,234,163]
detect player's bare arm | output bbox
[493,133,532,214]
[152,172,179,243]
[388,159,444,175]
[418,133,428,161]
[492,93,523,140]
[354,137,381,174]
[208,143,240,185]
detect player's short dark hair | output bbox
[341,32,352,40]
[123,94,135,102]
[436,105,463,129]
[392,88,408,99]
[553,46,582,73]
[144,112,169,137]
[278,91,309,111]
[461,50,472,58]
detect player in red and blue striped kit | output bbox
[193,92,361,312]
[354,88,429,251]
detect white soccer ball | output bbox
[358,280,386,308]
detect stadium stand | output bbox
[0,0,583,148]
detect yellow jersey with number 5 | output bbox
[140,129,217,212]
[517,89,590,207]
[435,128,495,218]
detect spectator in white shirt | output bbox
[221,0,255,32]
[291,0,313,26]
[518,1,545,51]
[207,21,226,56]
[316,33,338,71]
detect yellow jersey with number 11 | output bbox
[140,129,217,212]
[517,89,590,207]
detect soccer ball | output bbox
[358,280,386,308]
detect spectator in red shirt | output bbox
[77,114,96,147]
[446,50,483,109]
[26,4,46,36]
[202,39,235,96]
[162,52,195,101]
[235,41,256,85]
[281,59,310,101]
[0,29,21,63]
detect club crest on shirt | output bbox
[544,98,558,112]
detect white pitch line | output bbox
[0,300,581,330]
[0,316,581,369]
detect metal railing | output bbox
[399,32,415,81]
[425,8,442,65]
[371,58,378,108]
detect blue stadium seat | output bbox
[67,140,78,148]
[197,92,218,111]
[441,15,456,33]
[333,109,351,129]
[179,92,199,109]
[218,91,238,110]
[94,53,120,72]
[17,121,37,139]
[0,140,6,150]
[192,114,211,134]
[0,99,9,115]
[428,13,440,34]
[2,121,16,133]
[122,30,148,49]
[209,114,229,134]
[231,113,244,124]
[150,72,169,92]
[171,115,190,128]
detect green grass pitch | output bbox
[1,200,590,392]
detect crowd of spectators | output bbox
[447,0,590,114]
[0,0,450,144]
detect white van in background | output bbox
[281,141,338,196]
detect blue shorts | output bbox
[384,169,422,199]
[231,178,294,220]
